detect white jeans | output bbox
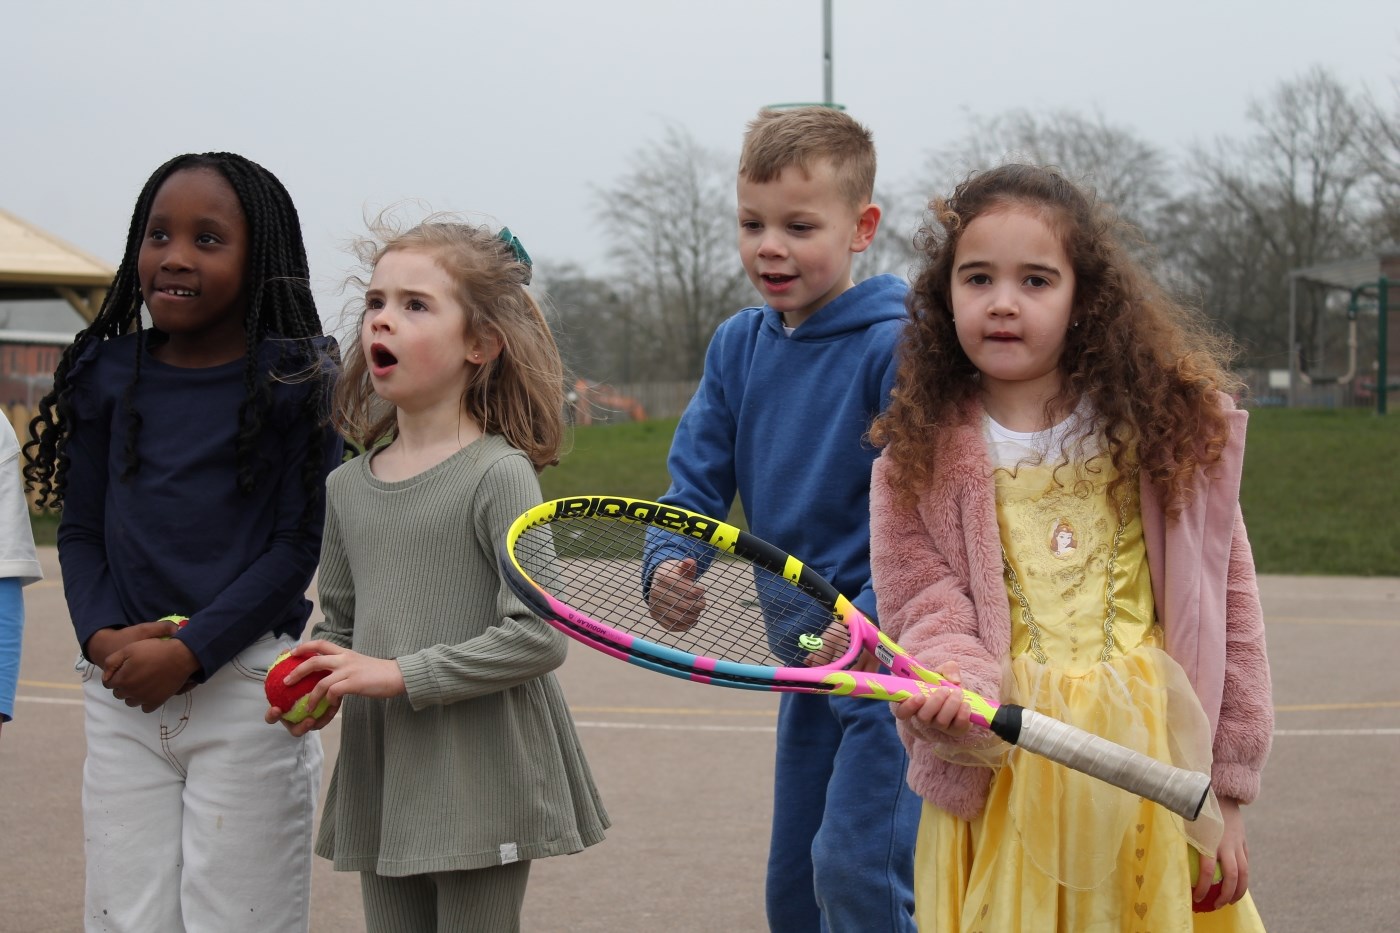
[81,633,323,933]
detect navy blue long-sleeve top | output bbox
[57,331,342,679]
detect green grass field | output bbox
[1236,409,1398,576]
[539,409,1398,578]
[30,510,57,548]
[29,408,1398,576]
[540,418,681,501]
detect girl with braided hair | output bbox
[24,151,342,932]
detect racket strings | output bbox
[513,517,853,669]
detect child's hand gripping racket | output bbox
[500,495,1212,821]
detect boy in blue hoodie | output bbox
[648,107,917,933]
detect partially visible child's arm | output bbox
[657,335,739,523]
[390,458,570,708]
[1195,502,1272,908]
[1211,504,1273,802]
[307,496,355,652]
[0,577,22,730]
[53,389,140,664]
[642,333,739,590]
[170,414,342,683]
[268,497,355,735]
[271,457,567,732]
[869,456,1002,745]
[1198,796,1250,910]
[1,422,42,732]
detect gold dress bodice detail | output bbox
[995,459,1158,673]
[914,422,1260,932]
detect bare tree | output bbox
[535,261,636,382]
[595,126,751,379]
[1155,190,1281,363]
[1357,73,1400,244]
[1164,68,1371,370]
[918,108,1174,233]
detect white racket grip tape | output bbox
[1014,707,1212,820]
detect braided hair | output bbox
[24,152,335,521]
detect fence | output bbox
[1236,367,1394,410]
[590,373,1393,419]
[570,379,699,425]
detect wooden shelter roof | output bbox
[0,208,114,322]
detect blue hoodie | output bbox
[653,273,908,624]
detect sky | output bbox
[3,0,1398,332]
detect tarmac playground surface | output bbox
[3,546,1397,932]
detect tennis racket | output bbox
[500,494,1211,821]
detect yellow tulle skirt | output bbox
[914,646,1266,932]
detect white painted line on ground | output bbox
[14,696,1396,737]
[1275,700,1400,712]
[1266,616,1399,627]
[573,719,776,733]
[1272,728,1400,736]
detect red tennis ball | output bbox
[1188,847,1226,913]
[265,650,331,723]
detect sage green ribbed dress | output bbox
[312,435,608,876]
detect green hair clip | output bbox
[497,227,533,284]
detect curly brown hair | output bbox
[335,218,566,470]
[870,164,1241,514]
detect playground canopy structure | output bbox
[0,207,113,326]
[1288,249,1397,413]
[1,209,113,483]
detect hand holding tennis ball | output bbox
[264,641,408,733]
[158,614,189,639]
[265,650,332,724]
[1188,847,1226,913]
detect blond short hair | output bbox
[738,107,877,207]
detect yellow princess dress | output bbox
[915,454,1267,932]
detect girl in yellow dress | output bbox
[868,164,1273,931]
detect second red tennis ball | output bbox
[265,650,331,723]
[1188,847,1226,913]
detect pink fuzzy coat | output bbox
[869,398,1273,821]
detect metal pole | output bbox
[1378,277,1389,415]
[1287,275,1298,407]
[823,0,833,106]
